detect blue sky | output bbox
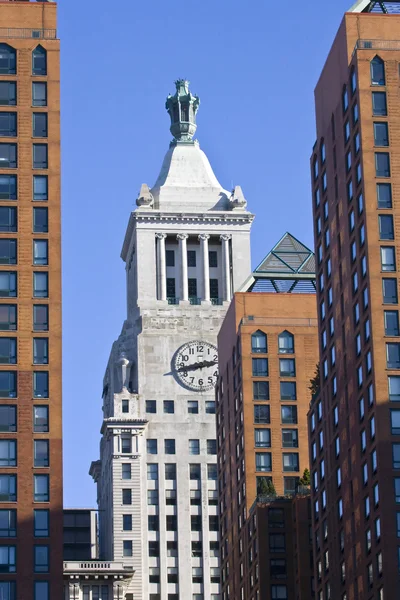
[60,0,353,507]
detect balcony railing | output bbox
[63,561,134,573]
[0,28,57,39]
[189,297,201,306]
[167,297,179,305]
[355,39,400,52]
[211,297,224,306]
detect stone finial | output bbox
[166,79,200,143]
[117,352,131,392]
[230,185,247,210]
[136,183,154,208]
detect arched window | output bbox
[371,56,385,86]
[278,331,294,354]
[251,330,267,354]
[32,46,47,76]
[0,44,16,75]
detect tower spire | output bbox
[165,79,200,144]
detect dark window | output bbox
[33,406,48,433]
[33,208,48,233]
[165,463,176,480]
[284,476,299,495]
[122,489,132,505]
[381,246,396,271]
[371,56,385,85]
[253,381,269,400]
[163,400,174,414]
[283,453,299,472]
[123,515,132,531]
[0,440,16,466]
[33,113,47,138]
[278,331,294,354]
[0,113,16,137]
[383,278,398,304]
[0,475,16,502]
[33,144,48,169]
[187,400,198,414]
[251,330,267,353]
[0,177,16,202]
[0,208,16,232]
[372,91,387,116]
[0,546,16,572]
[281,405,297,424]
[0,83,16,107]
[254,405,270,424]
[210,278,219,299]
[205,401,215,414]
[34,440,49,467]
[389,378,400,402]
[33,474,49,502]
[269,533,285,553]
[166,515,177,531]
[189,464,201,480]
[146,400,156,414]
[166,277,175,299]
[32,46,47,76]
[280,381,296,400]
[387,343,400,369]
[343,87,349,113]
[188,278,197,298]
[33,371,48,398]
[0,241,16,265]
[379,215,394,240]
[255,428,271,448]
[187,250,196,267]
[375,152,390,177]
[191,515,202,531]
[207,464,217,480]
[209,516,219,531]
[147,439,157,454]
[252,358,268,376]
[377,183,392,208]
[385,311,399,336]
[0,338,16,364]
[0,406,16,432]
[32,82,47,107]
[0,144,17,168]
[33,305,48,331]
[123,540,132,557]
[374,122,389,146]
[0,273,16,298]
[166,250,174,267]
[0,372,16,398]
[0,45,16,75]
[282,429,298,448]
[164,439,175,454]
[270,559,287,580]
[209,250,217,267]
[33,272,48,298]
[207,439,216,455]
[33,175,48,201]
[122,464,131,479]
[256,452,272,472]
[148,541,159,556]
[391,410,400,435]
[34,509,48,537]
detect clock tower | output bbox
[91,80,254,600]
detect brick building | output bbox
[0,2,62,599]
[309,1,400,598]
[217,233,318,600]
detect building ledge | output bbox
[63,561,134,579]
[0,27,57,39]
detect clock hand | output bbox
[176,360,217,373]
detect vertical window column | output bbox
[155,233,167,301]
[177,233,189,302]
[220,234,232,302]
[198,233,210,302]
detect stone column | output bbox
[220,234,232,302]
[198,234,210,302]
[156,233,167,301]
[177,233,189,301]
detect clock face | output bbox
[174,341,218,392]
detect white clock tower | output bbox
[91,80,254,600]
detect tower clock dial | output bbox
[174,341,218,391]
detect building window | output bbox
[389,376,400,402]
[253,381,269,400]
[371,55,385,85]
[282,453,299,472]
[0,45,15,75]
[34,510,49,537]
[166,277,176,300]
[0,406,16,432]
[0,208,16,233]
[33,144,48,169]
[207,439,216,455]
[164,439,175,454]
[146,439,157,454]
[0,114,16,138]
[281,405,297,424]
[34,474,49,502]
[372,91,387,115]
[0,177,16,202]
[205,401,215,414]
[0,372,16,398]
[145,400,156,414]
[252,358,268,377]
[381,246,396,271]
[391,410,400,434]
[279,359,295,377]
[278,331,294,354]
[379,215,394,240]
[163,400,174,414]
[207,464,217,480]
[32,46,47,76]
[33,176,48,201]
[282,429,298,448]
[377,183,392,208]
[0,272,16,299]
[34,545,49,572]
[33,113,47,138]
[255,429,271,448]
[284,477,299,495]
[33,272,48,298]
[374,122,389,147]
[0,441,16,467]
[32,406,48,434]
[33,338,48,364]
[385,311,399,336]
[383,278,398,304]
[121,437,131,454]
[34,440,49,467]
[343,87,349,112]
[269,534,285,553]
[396,478,400,503]
[0,144,17,170]
[33,305,48,331]
[251,330,267,353]
[166,515,177,531]
[279,381,296,401]
[375,152,390,177]
[209,250,217,267]
[0,476,16,502]
[254,405,270,424]
[189,439,200,455]
[122,489,132,505]
[32,82,47,107]
[387,343,400,368]
[121,399,129,414]
[33,371,48,398]
[188,400,198,414]
[34,582,49,600]
[33,207,48,233]
[188,278,197,300]
[0,546,15,573]
[123,514,132,531]
[209,278,219,300]
[0,338,16,364]
[187,250,196,267]
[255,452,272,472]
[0,240,16,266]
